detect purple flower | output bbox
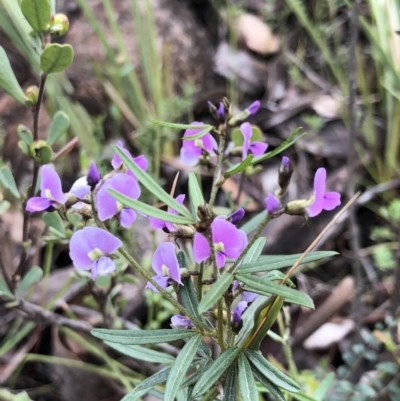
[112,141,148,178]
[171,315,193,329]
[193,218,248,268]
[232,280,258,303]
[26,165,67,212]
[232,301,248,323]
[307,168,341,217]
[228,208,245,225]
[265,193,280,214]
[146,242,182,292]
[240,122,268,160]
[247,100,261,116]
[149,194,185,233]
[96,173,141,228]
[180,122,218,166]
[69,227,122,280]
[87,161,100,189]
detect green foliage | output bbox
[188,172,205,218]
[20,0,51,32]
[40,44,74,73]
[47,110,70,145]
[15,266,43,295]
[0,165,20,199]
[238,353,259,400]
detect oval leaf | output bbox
[165,334,202,401]
[91,328,196,345]
[0,46,27,105]
[16,266,43,296]
[104,342,175,364]
[238,353,259,401]
[198,272,234,314]
[42,212,65,236]
[188,172,204,219]
[40,44,74,74]
[21,0,51,32]
[192,347,240,397]
[0,166,20,199]
[47,111,70,145]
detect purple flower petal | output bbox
[240,122,252,160]
[145,275,170,292]
[151,242,182,284]
[228,208,245,225]
[112,141,124,168]
[148,194,185,232]
[193,232,211,263]
[96,256,116,276]
[265,193,280,214]
[40,165,67,204]
[171,314,192,329]
[87,227,123,256]
[112,141,148,176]
[249,141,268,157]
[69,177,90,200]
[149,216,166,229]
[211,219,247,260]
[216,252,226,268]
[69,229,95,269]
[322,191,341,211]
[241,291,258,303]
[232,301,248,322]
[26,197,52,212]
[217,102,225,117]
[308,168,327,217]
[120,208,137,228]
[282,156,290,169]
[247,100,260,116]
[133,155,148,172]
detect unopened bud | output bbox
[87,161,100,190]
[247,100,261,116]
[173,224,195,239]
[265,193,280,214]
[228,208,245,225]
[278,156,293,196]
[49,13,69,36]
[285,198,314,217]
[25,86,39,106]
[30,140,53,164]
[208,97,230,121]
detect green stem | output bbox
[197,262,204,302]
[42,241,54,277]
[208,133,226,208]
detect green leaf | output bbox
[223,363,238,401]
[240,211,267,235]
[104,342,175,364]
[312,372,334,401]
[42,212,65,236]
[108,189,195,224]
[40,44,74,74]
[21,0,51,32]
[0,275,13,299]
[181,359,212,388]
[291,393,318,401]
[242,237,266,265]
[253,369,286,401]
[148,118,213,133]
[0,166,20,199]
[47,111,70,145]
[236,274,314,309]
[178,277,203,324]
[251,128,305,166]
[114,146,193,220]
[121,367,170,401]
[238,353,259,401]
[16,266,43,296]
[165,335,202,401]
[0,47,27,105]
[236,251,338,274]
[91,328,196,345]
[245,349,300,393]
[0,201,10,215]
[17,125,34,146]
[224,155,254,178]
[192,347,240,397]
[198,272,234,314]
[188,173,204,219]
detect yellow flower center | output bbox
[161,264,170,277]
[88,247,104,261]
[213,242,225,253]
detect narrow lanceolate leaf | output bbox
[108,189,195,224]
[251,128,305,166]
[47,111,70,145]
[164,335,202,401]
[121,368,170,401]
[188,172,204,219]
[238,354,259,401]
[236,274,314,309]
[0,166,20,199]
[181,359,212,388]
[245,349,300,393]
[40,44,74,74]
[178,277,202,323]
[192,347,240,397]
[0,46,27,105]
[242,237,266,265]
[21,0,51,32]
[236,251,338,274]
[16,266,43,296]
[240,210,267,235]
[223,363,238,401]
[148,118,213,133]
[91,328,196,345]
[198,272,234,314]
[223,155,254,178]
[253,369,286,401]
[114,146,193,220]
[104,342,175,364]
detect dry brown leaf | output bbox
[236,13,280,55]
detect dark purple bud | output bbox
[278,156,293,196]
[217,102,225,117]
[228,208,245,225]
[247,100,261,116]
[265,193,280,214]
[87,161,100,190]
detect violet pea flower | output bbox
[26,165,67,212]
[96,173,141,228]
[149,194,185,233]
[146,242,182,292]
[171,315,193,329]
[240,122,268,160]
[193,218,248,268]
[232,301,248,323]
[265,193,280,214]
[180,122,218,166]
[307,168,341,217]
[112,141,148,179]
[69,226,122,280]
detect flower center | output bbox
[44,189,53,200]
[116,200,124,212]
[88,247,105,261]
[194,139,204,149]
[213,242,225,253]
[161,264,170,277]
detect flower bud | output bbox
[87,161,100,190]
[49,13,69,36]
[265,193,280,214]
[278,156,294,196]
[285,198,314,217]
[228,208,245,225]
[25,86,39,106]
[208,98,230,121]
[30,140,53,164]
[246,100,261,116]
